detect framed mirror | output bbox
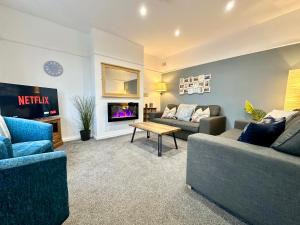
[102,63,140,98]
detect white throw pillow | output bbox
[264,110,298,123]
[0,116,11,139]
[175,104,197,121]
[191,108,210,123]
[161,107,176,119]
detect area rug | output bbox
[62,132,245,225]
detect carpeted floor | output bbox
[63,132,245,225]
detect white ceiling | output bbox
[1,0,300,58]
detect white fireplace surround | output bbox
[91,29,144,140]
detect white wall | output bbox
[163,9,300,72]
[90,29,144,140]
[0,6,91,141]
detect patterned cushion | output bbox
[13,140,53,157]
[175,104,197,121]
[191,108,210,123]
[195,105,220,116]
[265,110,298,123]
[161,107,176,119]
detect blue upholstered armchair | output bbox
[0,117,53,159]
[0,117,69,225]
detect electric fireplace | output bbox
[108,102,139,122]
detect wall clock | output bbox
[44,61,63,77]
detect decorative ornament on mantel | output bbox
[44,61,63,77]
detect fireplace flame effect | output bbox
[112,107,134,118]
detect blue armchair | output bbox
[0,117,69,224]
[0,117,53,159]
[0,151,69,225]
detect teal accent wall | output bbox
[161,43,300,129]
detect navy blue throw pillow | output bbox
[238,117,286,147]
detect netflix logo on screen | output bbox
[0,82,59,119]
[18,96,50,106]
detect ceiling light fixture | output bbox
[225,0,235,12]
[174,29,181,37]
[139,5,147,17]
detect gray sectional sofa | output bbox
[186,114,300,225]
[149,104,226,140]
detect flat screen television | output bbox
[0,82,59,119]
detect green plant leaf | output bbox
[74,96,95,131]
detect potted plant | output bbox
[244,100,266,122]
[74,96,95,141]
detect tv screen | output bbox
[0,82,59,119]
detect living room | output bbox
[0,1,299,225]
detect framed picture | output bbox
[179,74,211,95]
[197,87,204,94]
[187,88,194,95]
[204,87,211,93]
[204,80,210,87]
[193,82,199,88]
[193,76,199,82]
[198,75,204,82]
[204,74,211,80]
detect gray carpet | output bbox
[63,132,245,225]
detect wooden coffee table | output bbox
[129,122,181,157]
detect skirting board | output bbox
[63,129,143,142]
[94,128,143,140]
[62,135,81,142]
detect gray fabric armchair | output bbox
[149,104,226,140]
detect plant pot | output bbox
[80,130,91,141]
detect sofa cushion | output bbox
[265,110,298,123]
[238,118,286,147]
[161,106,176,119]
[175,104,197,121]
[191,108,210,123]
[195,105,220,116]
[12,140,53,157]
[220,129,243,140]
[167,104,178,110]
[151,118,199,133]
[272,115,300,156]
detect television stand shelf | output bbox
[36,116,63,149]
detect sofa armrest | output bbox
[187,134,300,225]
[0,151,69,225]
[4,117,53,143]
[198,116,226,135]
[148,112,163,120]
[234,120,250,130]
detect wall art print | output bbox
[179,74,211,95]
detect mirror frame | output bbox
[101,63,140,98]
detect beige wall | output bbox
[144,69,162,111]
